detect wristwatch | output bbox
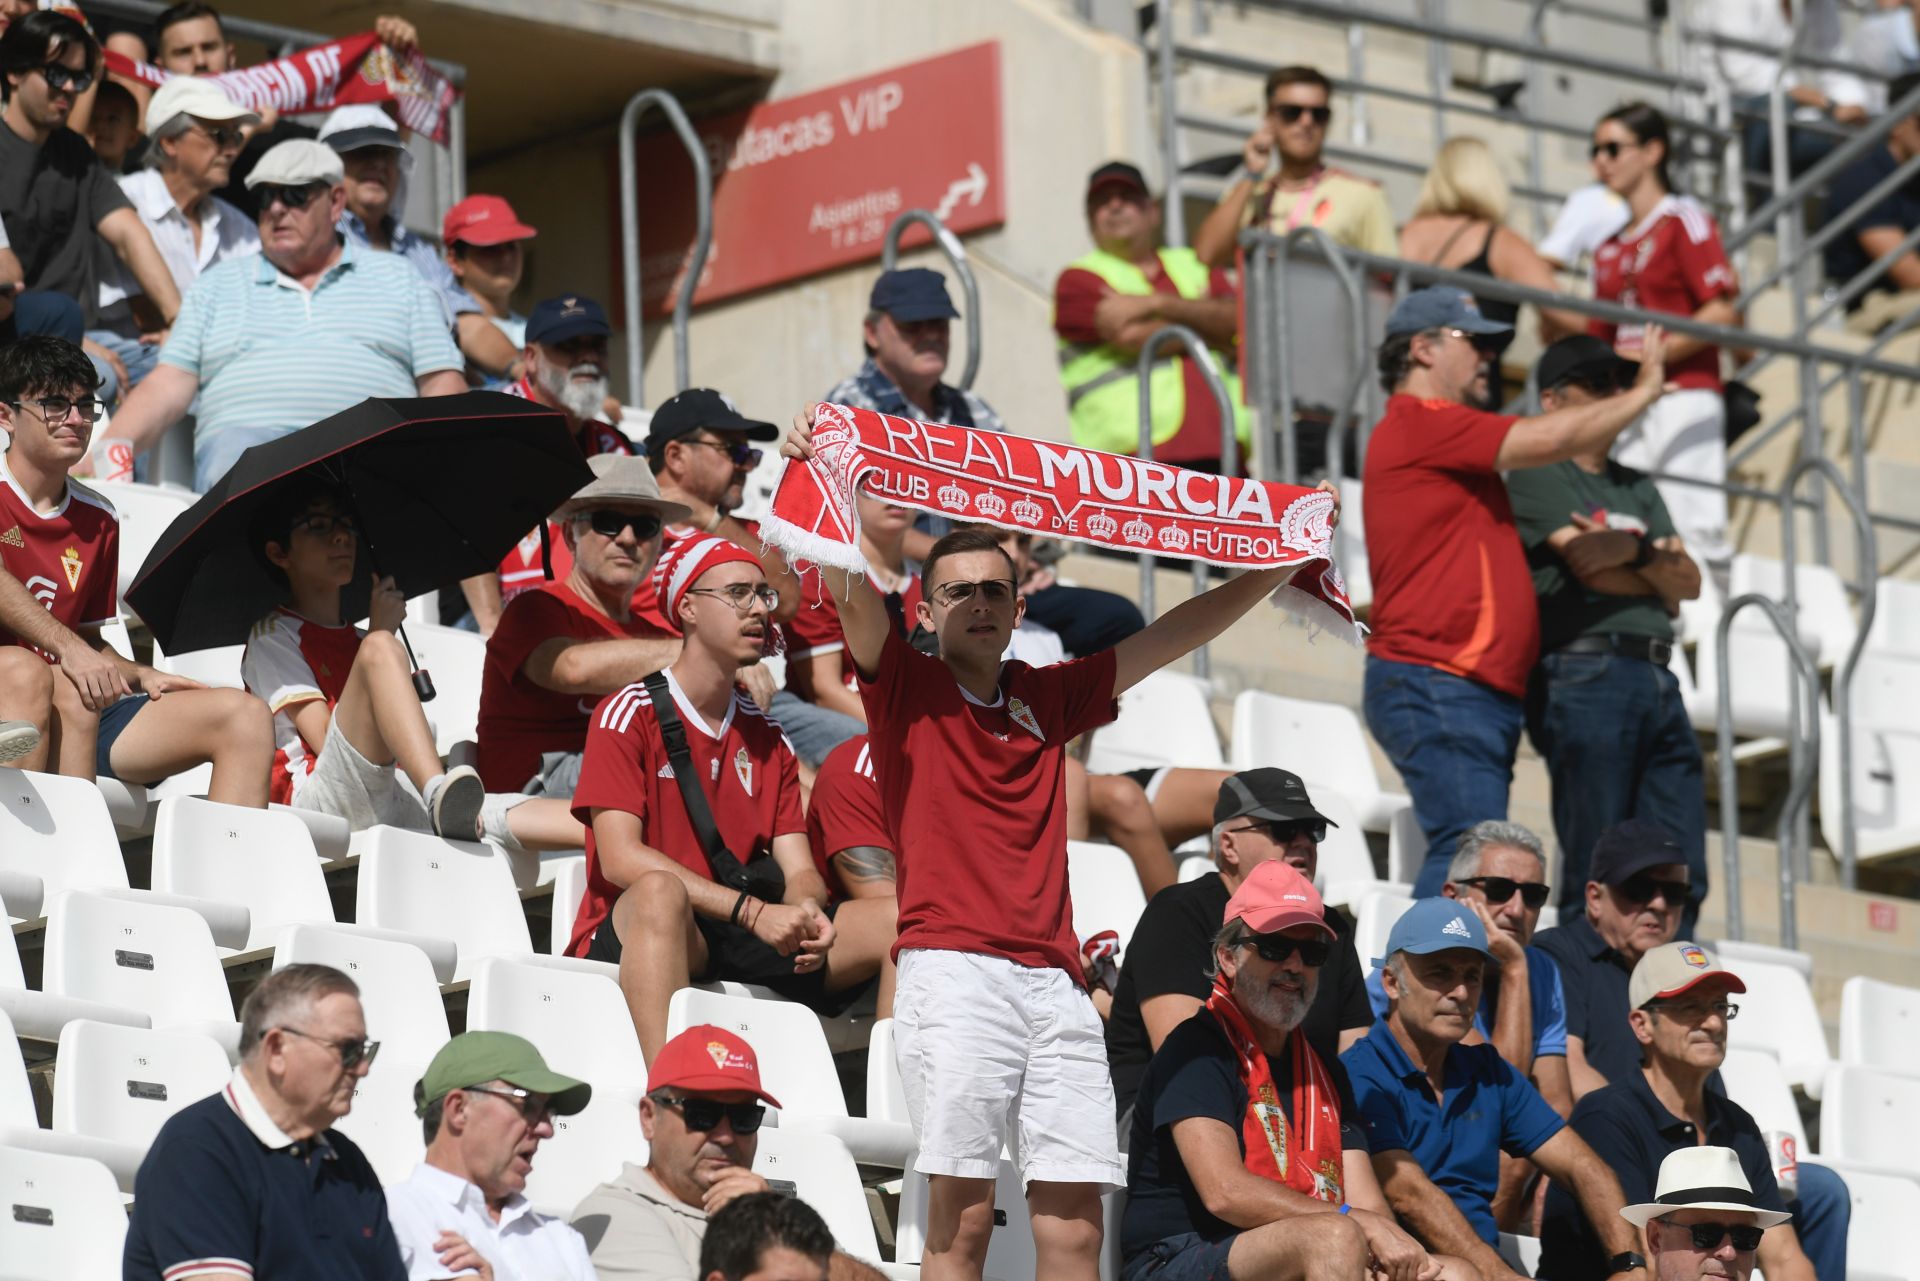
[1607,1251,1647,1274]
[1628,534,1656,569]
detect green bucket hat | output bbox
[413,1031,593,1119]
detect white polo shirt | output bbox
[385,1161,598,1281]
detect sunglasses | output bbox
[257,182,327,212]
[1230,819,1326,846]
[1240,932,1333,967]
[40,63,95,94]
[1457,876,1552,909]
[10,395,101,424]
[189,121,247,149]
[1617,874,1690,907]
[1590,140,1638,160]
[681,437,763,468]
[651,1091,766,1133]
[464,1084,556,1126]
[276,1026,381,1070]
[1667,1221,1765,1253]
[931,578,1017,607]
[1270,103,1332,125]
[576,509,663,540]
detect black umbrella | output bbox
[126,393,595,691]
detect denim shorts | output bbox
[1122,1232,1239,1281]
[94,694,151,780]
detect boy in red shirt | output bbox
[568,534,895,1061]
[781,408,1323,1281]
[0,337,272,801]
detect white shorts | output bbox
[893,947,1124,1189]
[292,725,428,831]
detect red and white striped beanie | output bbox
[652,533,764,623]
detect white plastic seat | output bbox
[333,1052,431,1188]
[42,890,240,1059]
[665,988,913,1168]
[1716,1048,1806,1152]
[1729,554,1857,670]
[1176,854,1213,883]
[89,480,195,600]
[1351,890,1415,971]
[1086,671,1223,774]
[1687,614,1826,741]
[898,1157,1035,1277]
[152,796,333,953]
[547,854,589,956]
[1333,479,1371,613]
[524,1088,646,1217]
[866,1018,909,1125]
[0,914,150,1046]
[1865,577,1920,656]
[1818,1065,1920,1176]
[1712,938,1814,981]
[1068,840,1149,952]
[0,1144,129,1278]
[0,1008,32,1128]
[1228,690,1408,831]
[1498,1234,1542,1277]
[273,924,452,1062]
[1838,976,1920,1075]
[1310,790,1404,908]
[0,769,130,911]
[753,1128,884,1264]
[352,825,533,980]
[1385,805,1425,887]
[1726,957,1833,1098]
[404,622,488,756]
[150,639,245,689]
[51,1020,228,1185]
[1821,651,1920,861]
[1810,1159,1920,1281]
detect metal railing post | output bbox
[882,212,983,392]
[1347,24,1371,148]
[618,90,713,408]
[1155,0,1187,248]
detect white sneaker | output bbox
[0,720,41,765]
[425,765,484,841]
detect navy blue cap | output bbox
[1376,896,1493,969]
[1589,819,1687,887]
[1383,286,1513,338]
[869,268,959,323]
[526,294,610,346]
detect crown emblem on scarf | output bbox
[1157,526,1190,551]
[974,491,1007,519]
[937,481,968,510]
[1010,496,1044,525]
[1087,512,1118,539]
[1122,517,1153,543]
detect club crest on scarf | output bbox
[1254,1086,1290,1174]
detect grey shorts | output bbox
[294,726,428,831]
[524,749,584,797]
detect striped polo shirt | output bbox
[158,237,461,452]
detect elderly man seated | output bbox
[1119,860,1446,1281]
[1619,1147,1790,1281]
[1342,899,1649,1281]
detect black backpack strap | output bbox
[641,672,751,892]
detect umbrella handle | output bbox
[397,620,437,703]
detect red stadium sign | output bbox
[621,42,1005,314]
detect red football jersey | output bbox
[785,568,923,692]
[567,670,803,957]
[858,627,1117,978]
[476,579,674,791]
[1362,395,1537,699]
[805,734,894,902]
[240,608,363,806]
[1589,195,1736,392]
[0,465,119,652]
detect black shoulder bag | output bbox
[641,673,787,903]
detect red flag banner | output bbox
[104,31,459,145]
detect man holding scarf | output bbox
[1119,860,1443,1281]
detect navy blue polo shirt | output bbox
[1530,914,1645,1087]
[1820,143,1920,298]
[1538,1068,1786,1281]
[124,1072,406,1281]
[1341,1019,1566,1245]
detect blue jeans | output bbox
[768,690,864,768]
[2,290,83,345]
[83,329,164,400]
[1525,650,1707,933]
[1796,1162,1850,1281]
[1024,583,1146,657]
[1364,657,1523,897]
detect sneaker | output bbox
[426,765,485,841]
[0,720,41,765]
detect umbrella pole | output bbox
[397,621,437,704]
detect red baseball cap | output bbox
[1224,860,1335,938]
[442,193,537,247]
[646,1025,782,1108]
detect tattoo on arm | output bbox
[833,845,897,888]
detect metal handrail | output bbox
[1779,458,1879,889]
[1728,79,1920,251]
[618,90,712,406]
[881,212,983,392]
[1729,296,1920,473]
[1155,0,1187,247]
[1715,596,1822,947]
[1734,149,1920,307]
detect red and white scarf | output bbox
[104,31,459,145]
[761,403,1358,637]
[1204,972,1346,1199]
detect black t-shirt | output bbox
[1121,1012,1367,1263]
[1107,872,1371,1117]
[1531,915,1642,1085]
[0,119,132,323]
[1821,142,1920,298]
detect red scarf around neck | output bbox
[1204,972,1346,1201]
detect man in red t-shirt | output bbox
[1361,286,1673,899]
[475,454,687,850]
[804,734,897,902]
[0,337,273,801]
[568,534,895,1062]
[781,410,1323,1281]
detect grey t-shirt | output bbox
[0,119,131,323]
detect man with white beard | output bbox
[462,294,639,633]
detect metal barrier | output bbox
[1714,597,1821,947]
[618,90,713,407]
[881,212,983,392]
[1131,324,1240,679]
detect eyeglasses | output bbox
[188,121,247,149]
[1649,999,1740,1023]
[275,1026,381,1070]
[679,437,763,468]
[651,1091,766,1133]
[1590,140,1639,160]
[1270,103,1332,125]
[39,63,95,95]
[1238,931,1334,967]
[1457,876,1552,909]
[1664,1221,1765,1253]
[930,578,1018,607]
[1616,874,1690,907]
[257,182,327,212]
[9,396,101,424]
[291,511,357,539]
[576,509,663,541]
[464,1084,557,1126]
[1229,819,1327,846]
[685,583,780,611]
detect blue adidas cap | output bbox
[1376,896,1494,969]
[1383,285,1513,338]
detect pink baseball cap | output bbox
[1224,860,1334,938]
[442,193,537,247]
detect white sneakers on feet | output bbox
[0,720,41,766]
[425,765,485,841]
